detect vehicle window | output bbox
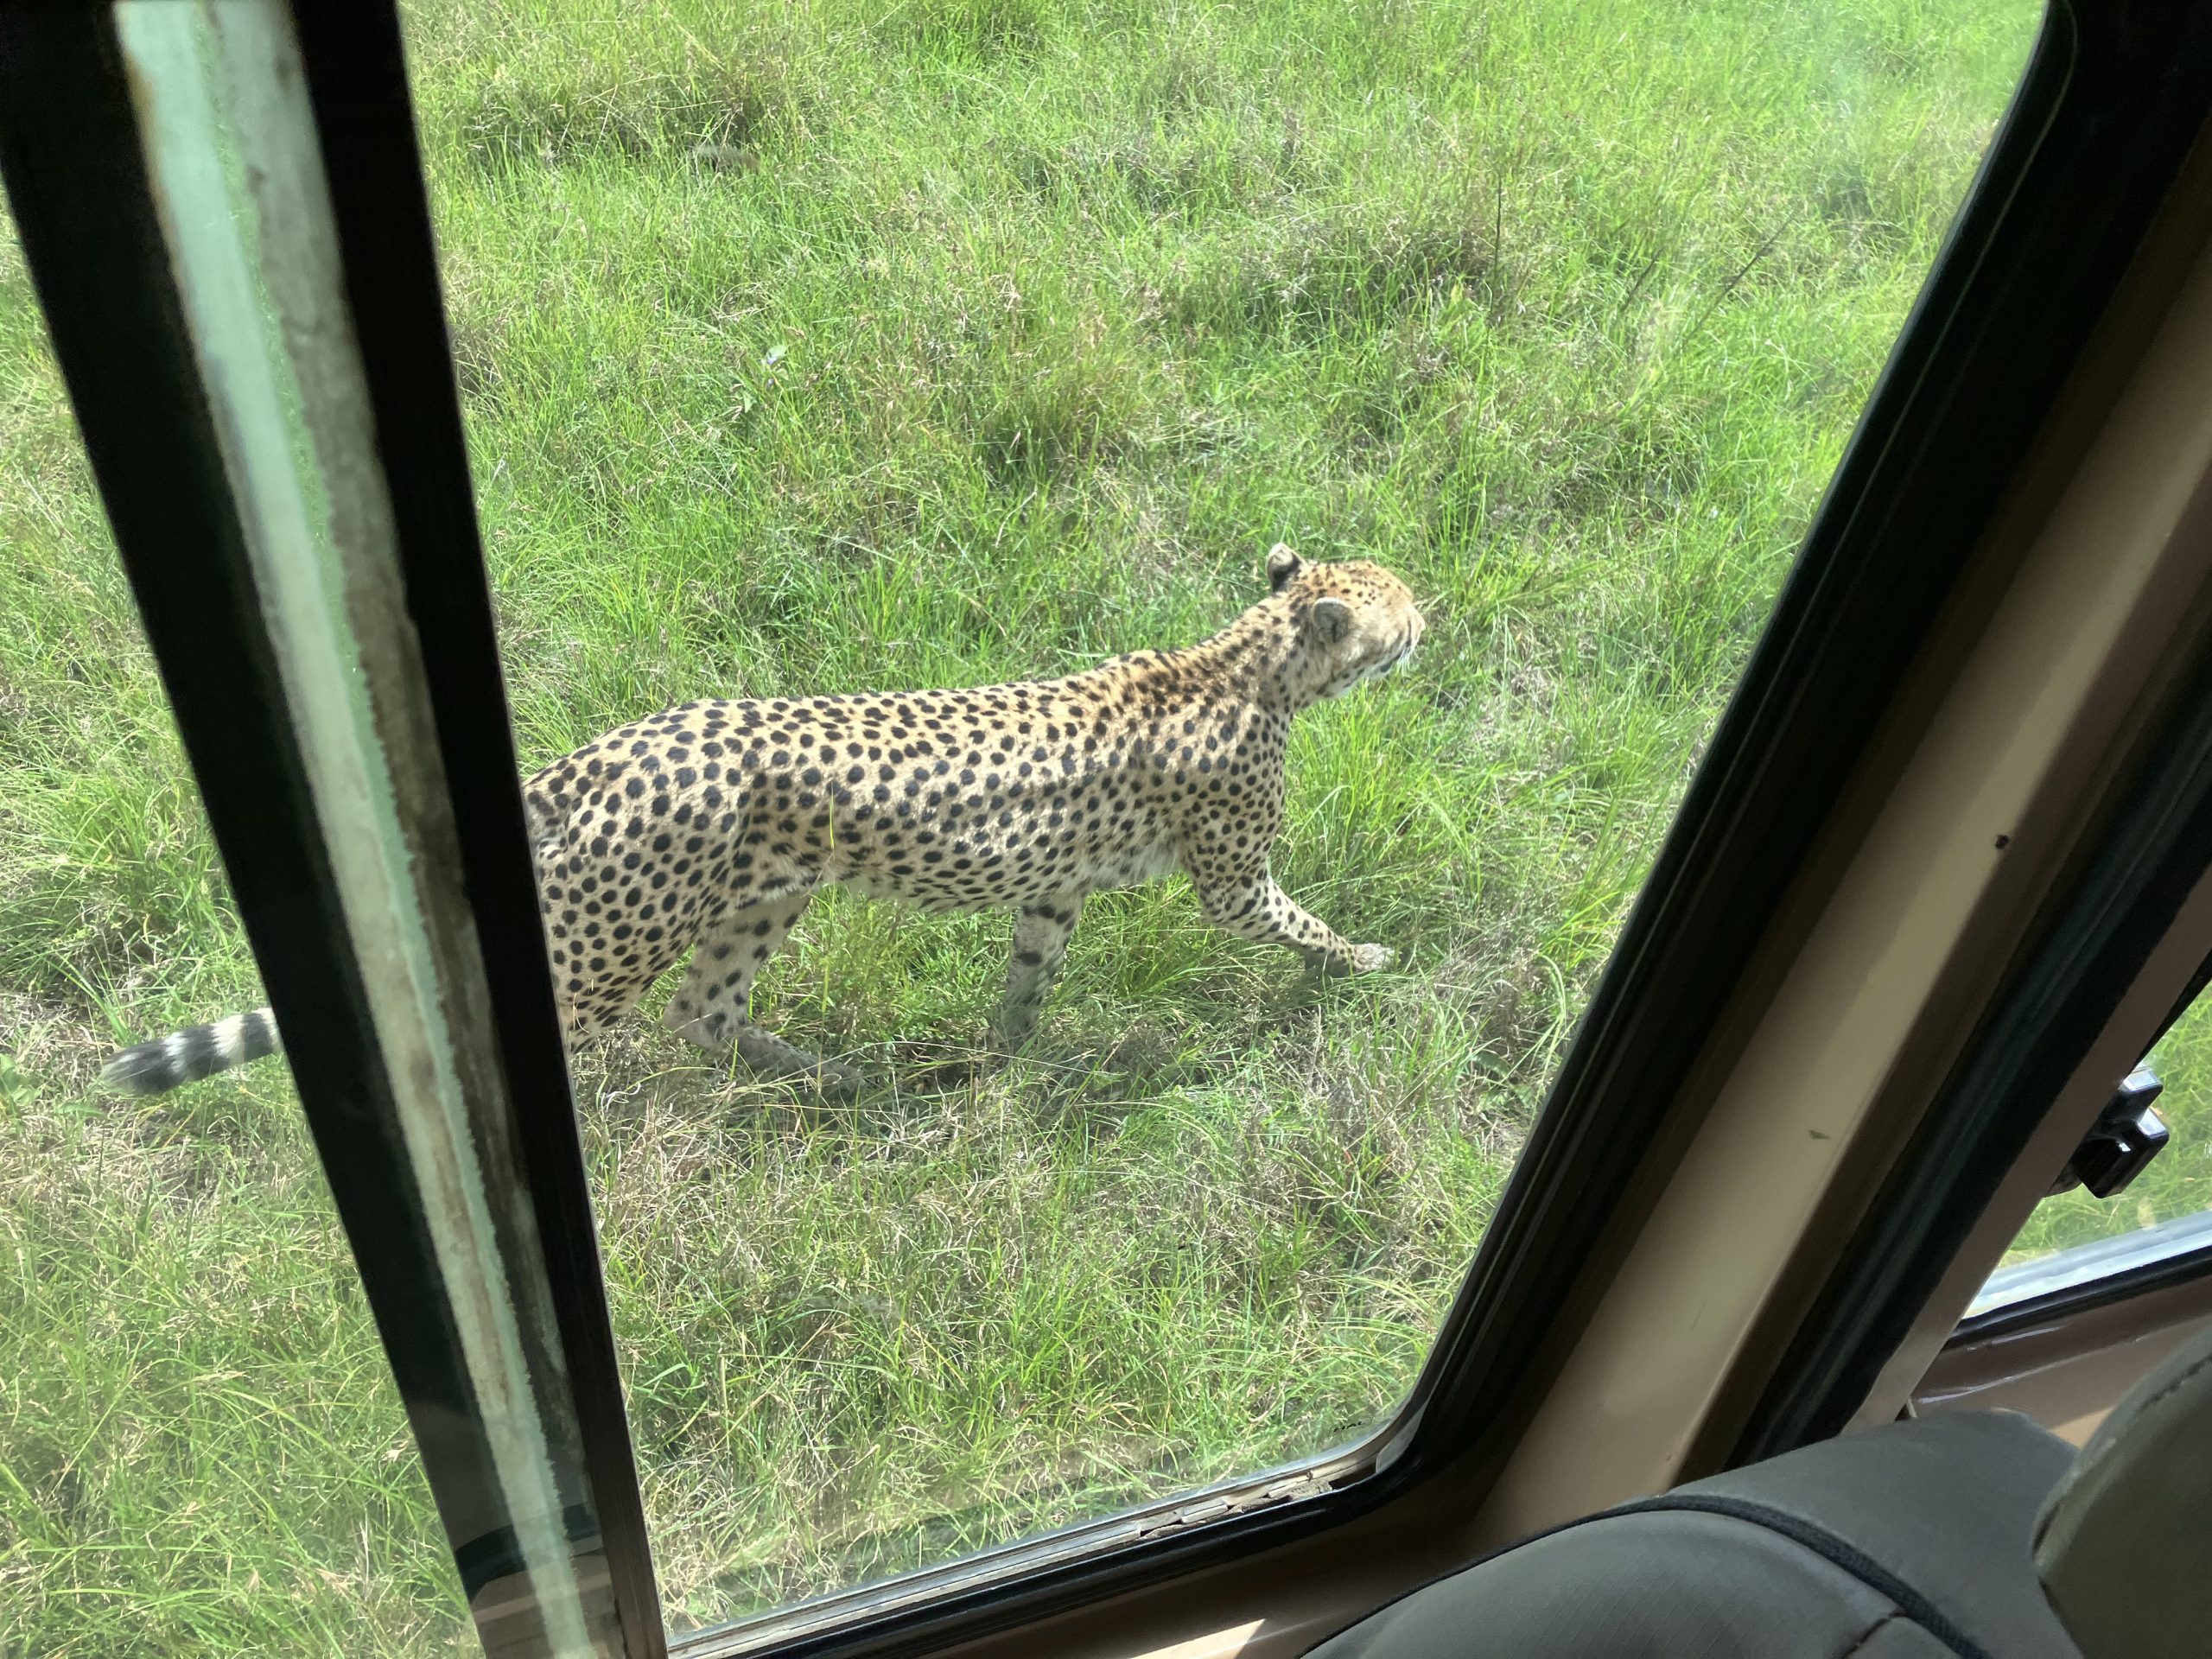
[1990,985,2212,1276]
[427,0,2040,1632]
[0,206,471,1652]
[3,0,2043,1643]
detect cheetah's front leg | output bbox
[1192,868,1393,976]
[990,896,1085,1050]
[663,887,863,1096]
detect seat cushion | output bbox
[1307,1412,2081,1659]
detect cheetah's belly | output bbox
[1084,838,1180,893]
[830,828,1180,912]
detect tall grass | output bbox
[0,0,2039,1647]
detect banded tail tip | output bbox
[98,1008,279,1096]
[99,1039,185,1096]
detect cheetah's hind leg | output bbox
[989,896,1084,1053]
[662,887,863,1098]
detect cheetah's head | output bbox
[1263,544,1425,704]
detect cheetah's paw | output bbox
[1348,943,1395,973]
[734,1027,866,1098]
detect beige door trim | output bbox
[1853,860,2212,1435]
[1914,1275,2212,1446]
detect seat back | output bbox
[2035,1319,2212,1659]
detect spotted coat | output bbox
[522,548,1423,1091]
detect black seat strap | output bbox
[1605,1493,1998,1659]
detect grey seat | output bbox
[2034,1319,2212,1659]
[1307,1411,2083,1659]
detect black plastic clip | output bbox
[2050,1066,2170,1199]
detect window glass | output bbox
[1999,988,2212,1270]
[0,210,471,1650]
[0,0,2042,1641]
[400,0,2038,1630]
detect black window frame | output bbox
[9,2,2212,1656]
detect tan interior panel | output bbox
[1914,1279,2212,1445]
[1847,861,2212,1433]
[925,1515,1465,1659]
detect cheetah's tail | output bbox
[99,1007,283,1096]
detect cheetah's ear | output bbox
[1311,596,1353,645]
[1266,543,1302,593]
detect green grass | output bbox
[1,0,2044,1648]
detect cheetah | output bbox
[100,547,1423,1097]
